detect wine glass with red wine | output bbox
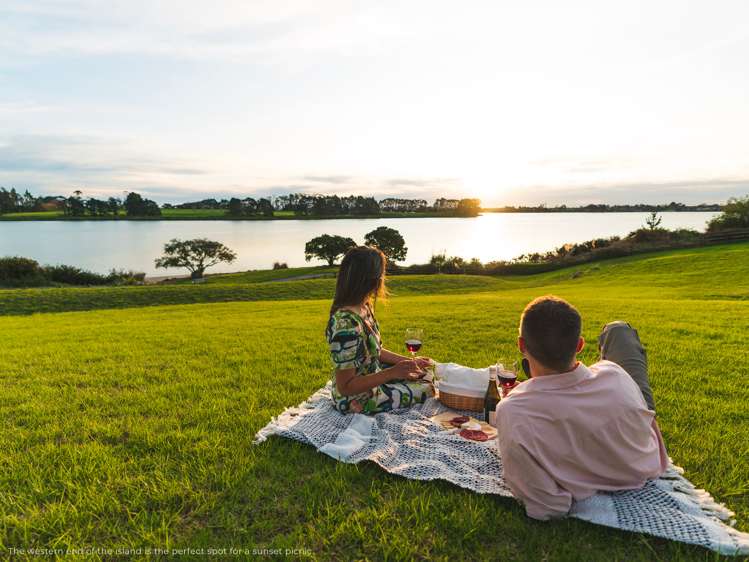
[497,361,519,395]
[404,328,424,358]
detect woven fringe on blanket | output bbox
[255,385,749,556]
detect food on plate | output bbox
[459,429,489,442]
[460,421,482,431]
[449,415,470,428]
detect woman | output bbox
[326,246,434,414]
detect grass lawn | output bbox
[185,266,338,285]
[0,210,65,219]
[0,243,747,560]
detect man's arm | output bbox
[498,431,573,520]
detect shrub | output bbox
[707,196,749,232]
[464,258,484,275]
[107,269,146,285]
[429,253,447,273]
[626,228,672,244]
[669,229,701,242]
[43,264,110,285]
[0,256,47,286]
[442,256,465,274]
[273,262,289,270]
[397,262,438,275]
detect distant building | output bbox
[36,196,66,211]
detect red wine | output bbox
[498,372,517,388]
[405,339,422,353]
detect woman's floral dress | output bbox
[326,306,433,414]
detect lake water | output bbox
[0,212,719,276]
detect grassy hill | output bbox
[0,243,747,560]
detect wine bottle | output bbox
[484,365,501,426]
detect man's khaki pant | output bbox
[598,321,656,412]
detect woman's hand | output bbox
[414,356,435,370]
[386,359,424,382]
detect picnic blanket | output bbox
[254,384,749,556]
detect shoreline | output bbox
[0,209,721,222]
[0,212,478,222]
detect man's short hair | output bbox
[520,295,582,372]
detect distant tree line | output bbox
[486,202,723,213]
[0,187,71,214]
[7,185,739,221]
[272,194,481,217]
[0,187,161,217]
[227,197,274,217]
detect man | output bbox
[495,295,668,520]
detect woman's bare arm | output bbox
[380,347,409,365]
[335,360,422,397]
[381,347,435,370]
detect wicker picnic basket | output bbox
[437,387,484,412]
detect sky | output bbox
[1,0,748,206]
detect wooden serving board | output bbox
[429,412,497,439]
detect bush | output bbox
[442,256,465,274]
[396,262,438,275]
[670,229,701,242]
[464,258,484,275]
[0,256,47,286]
[626,228,672,244]
[107,269,146,285]
[273,262,289,270]
[43,264,111,285]
[707,196,749,232]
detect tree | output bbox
[257,198,274,217]
[64,191,85,216]
[707,196,749,232]
[645,211,662,230]
[124,192,161,216]
[154,238,237,279]
[0,187,21,213]
[304,234,356,266]
[456,198,482,217]
[429,252,447,273]
[227,197,243,216]
[86,197,110,216]
[364,226,407,262]
[107,197,121,216]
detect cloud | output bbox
[0,1,404,65]
[386,177,459,187]
[0,134,213,197]
[2,135,745,206]
[0,134,210,175]
[300,175,352,184]
[0,101,57,115]
[503,178,749,206]
[531,156,637,175]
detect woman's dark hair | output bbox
[330,246,387,315]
